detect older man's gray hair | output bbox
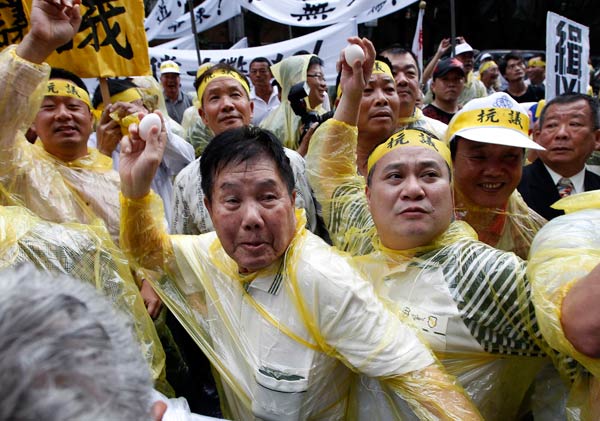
[0,264,154,420]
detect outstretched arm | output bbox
[16,0,82,64]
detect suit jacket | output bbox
[518,159,600,220]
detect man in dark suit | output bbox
[518,94,600,220]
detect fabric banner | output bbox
[0,0,150,77]
[149,20,357,94]
[545,12,589,101]
[145,0,240,41]
[411,4,424,73]
[240,0,417,26]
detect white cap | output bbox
[479,52,493,61]
[446,92,545,150]
[160,60,180,75]
[455,42,474,56]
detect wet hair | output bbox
[499,51,524,76]
[200,126,295,203]
[193,62,251,94]
[0,264,153,421]
[539,93,600,130]
[49,67,88,93]
[379,44,421,78]
[91,78,138,108]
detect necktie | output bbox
[557,177,574,198]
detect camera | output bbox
[288,82,333,144]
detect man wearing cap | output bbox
[447,92,547,259]
[500,52,545,103]
[526,54,546,89]
[423,39,486,107]
[380,45,447,139]
[160,60,193,124]
[308,46,576,419]
[422,57,465,124]
[518,93,600,221]
[171,63,319,237]
[0,0,166,387]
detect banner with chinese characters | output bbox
[546,12,589,101]
[149,20,357,94]
[240,0,417,26]
[145,0,240,41]
[0,0,150,77]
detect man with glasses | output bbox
[249,57,280,125]
[500,52,545,103]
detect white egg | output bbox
[344,44,365,65]
[138,113,162,140]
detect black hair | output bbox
[379,44,421,79]
[250,57,271,67]
[499,51,524,76]
[49,68,88,93]
[91,78,138,108]
[193,62,250,94]
[539,93,600,130]
[308,56,324,68]
[200,126,295,203]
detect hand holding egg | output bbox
[138,113,162,141]
[344,44,365,66]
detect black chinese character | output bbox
[418,133,438,151]
[66,83,81,97]
[0,0,28,47]
[507,110,523,129]
[155,0,171,24]
[195,7,210,24]
[290,3,335,22]
[476,109,500,123]
[47,82,59,94]
[388,132,408,148]
[58,0,133,59]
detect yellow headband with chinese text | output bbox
[368,129,452,173]
[336,60,394,100]
[46,79,91,108]
[447,108,529,141]
[527,58,545,68]
[479,60,497,74]
[197,69,250,106]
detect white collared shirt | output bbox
[250,86,280,125]
[543,163,586,194]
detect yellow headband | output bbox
[94,88,143,114]
[447,108,530,141]
[479,61,498,74]
[527,58,545,68]
[197,69,250,106]
[45,79,91,108]
[336,60,394,100]
[368,129,452,173]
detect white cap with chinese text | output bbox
[445,92,545,150]
[160,60,180,75]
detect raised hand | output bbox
[16,0,82,63]
[119,111,167,199]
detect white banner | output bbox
[149,20,358,94]
[411,5,424,73]
[145,0,240,41]
[545,12,589,101]
[240,0,417,26]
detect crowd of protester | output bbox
[2,0,600,419]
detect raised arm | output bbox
[119,112,174,271]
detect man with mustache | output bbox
[518,93,600,220]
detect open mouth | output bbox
[479,182,504,191]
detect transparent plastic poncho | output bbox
[0,205,166,388]
[120,192,483,420]
[528,191,600,420]
[259,55,313,151]
[454,188,548,259]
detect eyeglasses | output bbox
[307,73,326,82]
